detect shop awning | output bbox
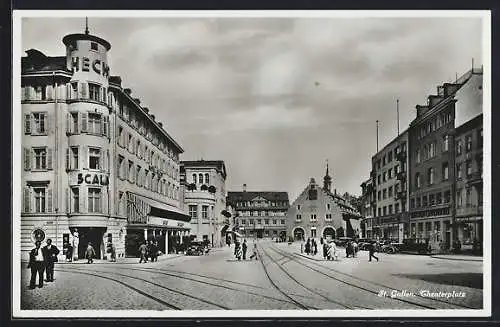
[128,192,191,223]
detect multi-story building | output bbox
[367,130,410,242]
[408,68,482,250]
[227,185,289,240]
[21,28,189,260]
[359,178,374,238]
[180,160,228,247]
[454,114,483,248]
[286,165,362,241]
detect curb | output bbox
[430,255,483,262]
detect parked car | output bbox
[334,237,353,247]
[381,243,402,254]
[399,238,431,254]
[186,241,205,256]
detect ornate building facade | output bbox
[227,185,289,240]
[21,27,189,260]
[286,165,362,241]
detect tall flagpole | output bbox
[396,99,400,136]
[376,120,379,153]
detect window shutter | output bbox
[66,148,70,170]
[81,112,88,133]
[66,188,70,213]
[24,148,31,171]
[46,85,53,100]
[82,146,88,169]
[66,84,71,100]
[103,116,108,137]
[44,113,50,134]
[100,115,105,135]
[47,188,53,213]
[99,149,104,171]
[66,113,71,134]
[107,150,110,172]
[79,187,86,213]
[47,148,53,170]
[23,187,30,212]
[80,82,88,99]
[24,114,31,134]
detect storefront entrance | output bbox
[323,227,336,240]
[72,227,106,260]
[293,227,305,241]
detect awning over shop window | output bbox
[127,192,190,224]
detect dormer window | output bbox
[91,42,98,51]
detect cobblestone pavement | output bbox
[20,240,483,311]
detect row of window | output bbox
[235,201,289,208]
[456,186,483,208]
[239,218,286,226]
[64,146,109,171]
[457,129,483,155]
[376,203,401,217]
[118,126,179,180]
[237,210,287,217]
[376,183,404,201]
[22,185,103,214]
[374,142,407,170]
[296,203,332,211]
[113,92,179,161]
[410,190,452,209]
[416,110,453,140]
[295,214,332,222]
[240,229,283,237]
[376,164,405,185]
[117,154,180,200]
[191,173,210,185]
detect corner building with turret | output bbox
[21,28,189,260]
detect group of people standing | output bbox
[300,237,380,262]
[234,239,258,261]
[138,240,160,263]
[27,239,60,289]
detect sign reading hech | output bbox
[71,56,110,77]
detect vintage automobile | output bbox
[334,237,353,247]
[398,238,431,254]
[186,241,206,256]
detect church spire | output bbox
[323,159,332,192]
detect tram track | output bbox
[258,245,370,309]
[269,245,474,310]
[56,267,230,310]
[102,265,313,306]
[56,269,181,310]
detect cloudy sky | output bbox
[21,14,483,201]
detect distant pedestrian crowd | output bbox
[299,237,380,262]
[230,238,258,261]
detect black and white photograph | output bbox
[12,10,491,318]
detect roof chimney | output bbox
[124,88,131,95]
[150,114,155,121]
[243,184,247,192]
[143,107,149,113]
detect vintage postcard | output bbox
[12,10,491,318]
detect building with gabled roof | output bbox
[286,163,362,241]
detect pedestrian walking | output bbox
[66,243,73,262]
[27,240,45,289]
[146,240,152,262]
[110,243,117,262]
[151,241,158,262]
[85,242,96,264]
[234,240,242,261]
[242,239,248,260]
[42,238,59,282]
[320,237,324,245]
[305,238,311,255]
[368,241,379,262]
[313,239,318,255]
[327,241,338,261]
[323,242,328,259]
[249,243,258,260]
[138,241,148,263]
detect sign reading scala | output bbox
[77,173,109,186]
[71,56,110,77]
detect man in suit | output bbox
[42,238,59,282]
[27,240,45,289]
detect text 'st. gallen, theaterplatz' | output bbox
[21,28,191,260]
